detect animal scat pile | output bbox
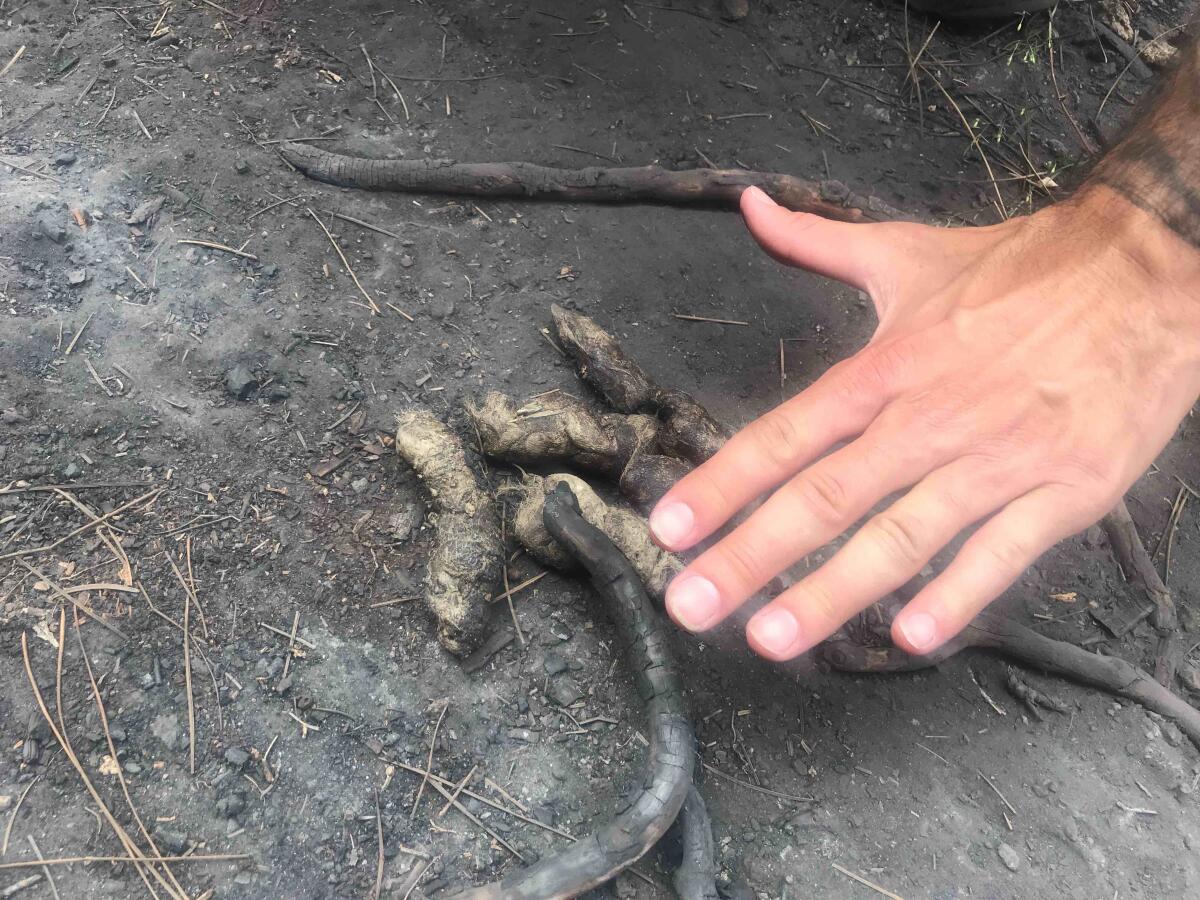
[465,390,690,507]
[466,391,658,478]
[510,473,681,598]
[550,304,728,464]
[393,409,501,656]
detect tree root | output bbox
[1005,664,1070,719]
[443,482,695,898]
[278,141,871,221]
[824,607,1200,749]
[672,787,721,900]
[1101,500,1181,687]
[394,410,501,656]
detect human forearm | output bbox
[1089,30,1200,247]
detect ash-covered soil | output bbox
[1,1,1198,898]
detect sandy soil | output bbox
[1,1,1199,898]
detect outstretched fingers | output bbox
[663,425,938,635]
[740,459,1029,660]
[650,344,917,552]
[890,486,1096,656]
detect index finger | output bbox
[649,352,901,551]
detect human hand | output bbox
[650,184,1200,661]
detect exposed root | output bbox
[823,603,1200,749]
[551,305,728,465]
[1101,500,1181,687]
[394,409,502,656]
[1005,665,1070,719]
[444,482,694,898]
[278,141,870,221]
[510,473,681,599]
[672,787,720,900]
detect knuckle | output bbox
[792,468,851,526]
[716,540,770,590]
[854,341,913,395]
[979,535,1029,574]
[798,581,841,630]
[745,412,805,471]
[867,512,925,567]
[692,465,737,511]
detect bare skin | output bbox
[651,36,1200,662]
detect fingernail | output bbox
[666,575,721,632]
[742,185,771,208]
[897,612,938,652]
[748,608,801,658]
[650,501,695,548]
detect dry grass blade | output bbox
[920,62,1007,219]
[2,779,38,855]
[21,616,182,899]
[14,560,127,640]
[0,486,163,563]
[183,585,196,775]
[0,854,247,871]
[74,618,188,898]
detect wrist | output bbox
[1061,184,1200,301]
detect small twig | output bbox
[176,239,258,260]
[977,769,1017,818]
[487,571,545,604]
[63,312,93,357]
[671,313,749,326]
[24,838,58,900]
[0,875,40,898]
[436,765,478,818]
[305,207,383,315]
[0,855,247,870]
[701,762,814,803]
[425,776,524,861]
[0,159,62,184]
[259,621,316,649]
[831,863,904,900]
[183,582,196,775]
[371,792,385,900]
[129,106,153,141]
[0,45,25,78]
[410,704,448,818]
[280,610,300,680]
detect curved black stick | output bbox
[673,787,721,900]
[443,482,695,898]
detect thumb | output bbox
[741,185,885,291]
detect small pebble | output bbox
[998,842,1021,871]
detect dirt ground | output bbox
[2,0,1199,897]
